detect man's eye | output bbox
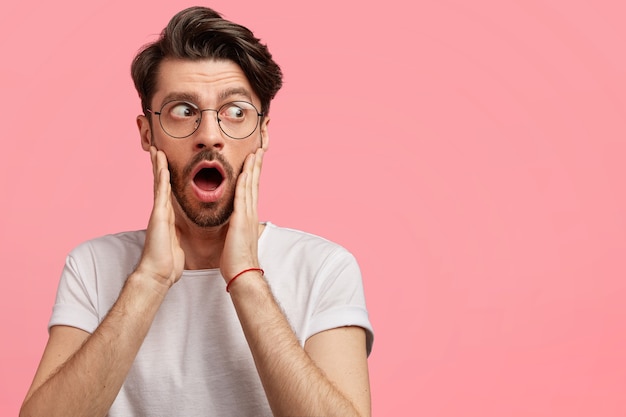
[223,105,246,119]
[169,102,197,118]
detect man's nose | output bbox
[193,109,225,150]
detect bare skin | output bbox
[20,59,371,417]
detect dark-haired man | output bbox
[21,6,372,417]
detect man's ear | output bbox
[137,115,152,151]
[260,117,270,151]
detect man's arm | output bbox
[20,148,184,417]
[223,149,371,416]
[305,326,371,414]
[20,275,168,417]
[231,278,371,417]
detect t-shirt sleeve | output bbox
[307,247,374,355]
[48,248,100,334]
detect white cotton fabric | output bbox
[49,222,373,417]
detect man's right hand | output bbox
[19,146,182,417]
[135,146,185,293]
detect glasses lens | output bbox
[160,101,200,138]
[218,101,260,139]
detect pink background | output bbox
[1,1,625,415]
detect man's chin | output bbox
[170,184,235,229]
[183,203,234,229]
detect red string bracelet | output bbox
[226,268,264,292]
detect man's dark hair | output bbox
[131,6,283,115]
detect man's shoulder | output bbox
[68,230,146,260]
[263,222,339,247]
[261,222,355,262]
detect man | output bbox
[20,6,373,417]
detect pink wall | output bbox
[1,1,625,415]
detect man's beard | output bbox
[169,149,239,228]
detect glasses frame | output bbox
[146,100,264,140]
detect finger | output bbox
[156,149,168,173]
[245,154,255,216]
[150,146,158,194]
[149,146,156,170]
[243,152,256,177]
[233,170,248,219]
[169,195,178,248]
[233,152,250,202]
[155,167,170,209]
[251,148,264,211]
[242,153,256,206]
[153,150,170,206]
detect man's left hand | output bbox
[220,148,264,283]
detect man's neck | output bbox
[174,217,267,271]
[176,219,229,270]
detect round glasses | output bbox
[147,100,264,139]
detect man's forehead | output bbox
[153,58,256,104]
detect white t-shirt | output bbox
[49,222,373,416]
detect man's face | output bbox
[137,58,269,228]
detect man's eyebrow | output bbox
[158,88,253,107]
[160,92,200,105]
[219,87,252,101]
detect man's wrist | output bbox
[227,269,269,297]
[226,268,264,292]
[126,269,172,302]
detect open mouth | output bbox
[193,167,224,191]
